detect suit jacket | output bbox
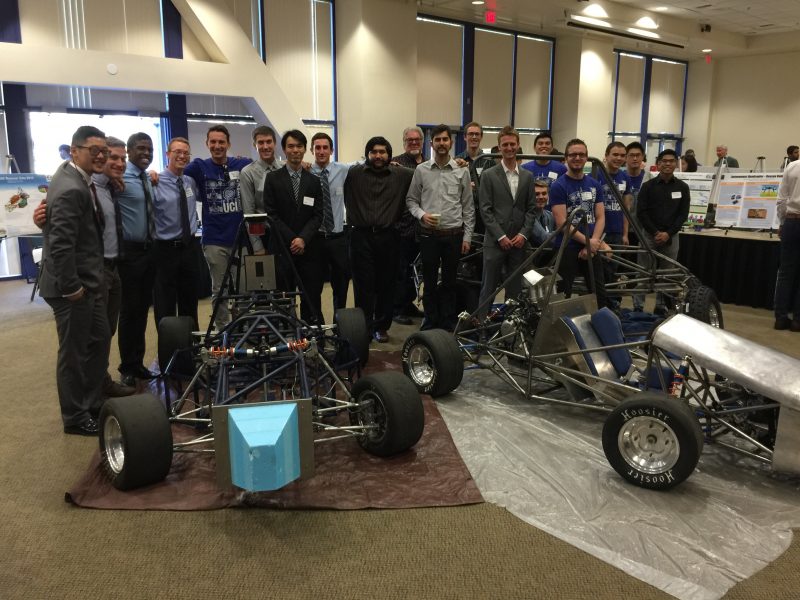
[263,166,323,251]
[478,163,544,253]
[38,161,105,298]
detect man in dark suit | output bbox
[263,129,324,323]
[477,126,545,317]
[39,125,111,436]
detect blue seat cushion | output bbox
[590,308,632,378]
[561,316,598,376]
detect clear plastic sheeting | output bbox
[439,369,800,600]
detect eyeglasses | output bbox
[404,138,422,144]
[170,150,191,157]
[75,145,110,157]
[466,133,482,138]
[566,152,587,159]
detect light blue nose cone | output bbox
[228,403,301,491]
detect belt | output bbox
[155,237,198,247]
[122,240,152,249]
[103,258,117,268]
[319,230,345,240]
[420,226,464,238]
[353,226,394,233]
[785,213,800,220]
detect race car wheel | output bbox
[349,372,424,457]
[602,393,703,491]
[99,395,173,491]
[683,285,724,329]
[334,307,369,367]
[158,316,196,376]
[401,329,463,397]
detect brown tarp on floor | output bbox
[66,351,482,511]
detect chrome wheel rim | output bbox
[618,416,680,474]
[708,305,721,328]
[357,390,386,442]
[103,415,125,474]
[407,345,435,387]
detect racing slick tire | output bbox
[602,393,703,491]
[99,394,173,491]
[401,329,463,397]
[683,284,724,329]
[334,307,370,367]
[158,316,196,376]
[349,372,424,457]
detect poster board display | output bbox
[0,173,50,237]
[715,172,782,229]
[676,172,714,227]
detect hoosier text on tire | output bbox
[401,329,463,397]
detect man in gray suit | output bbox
[477,126,546,317]
[39,125,111,436]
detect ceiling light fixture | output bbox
[582,3,609,19]
[653,6,669,11]
[702,48,712,52]
[471,1,484,5]
[627,27,660,38]
[635,16,659,29]
[571,15,611,28]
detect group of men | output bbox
[40,119,695,437]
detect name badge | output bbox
[671,191,682,199]
[476,168,483,176]
[303,196,315,206]
[229,171,240,180]
[618,182,627,191]
[581,191,593,200]
[548,171,558,180]
[184,187,194,199]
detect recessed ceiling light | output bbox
[571,15,612,27]
[635,16,659,29]
[653,6,669,11]
[702,48,712,52]
[583,3,610,19]
[471,1,484,4]
[627,27,660,38]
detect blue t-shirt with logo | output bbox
[549,173,603,247]
[598,169,630,235]
[184,156,253,247]
[521,159,567,185]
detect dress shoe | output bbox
[104,380,137,398]
[775,317,791,330]
[402,304,425,318]
[120,365,158,385]
[373,330,389,343]
[63,417,99,436]
[120,373,137,388]
[791,320,800,332]
[393,315,413,325]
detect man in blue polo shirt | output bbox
[184,124,252,330]
[521,132,567,185]
[549,138,608,309]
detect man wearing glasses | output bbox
[39,126,111,435]
[184,125,252,331]
[152,137,202,329]
[455,121,495,234]
[636,148,690,315]
[549,138,609,309]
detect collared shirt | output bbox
[393,152,423,170]
[502,162,520,198]
[91,173,119,259]
[636,174,691,237]
[117,161,153,243]
[152,169,200,240]
[344,163,414,228]
[69,161,92,186]
[778,159,800,223]
[311,160,351,233]
[406,158,475,242]
[240,157,285,214]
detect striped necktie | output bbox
[320,168,334,232]
[291,170,301,204]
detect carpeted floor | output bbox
[1,278,799,599]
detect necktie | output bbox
[177,176,192,244]
[113,195,124,259]
[139,171,154,240]
[89,182,105,233]
[320,168,334,232]
[291,170,301,204]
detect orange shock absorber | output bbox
[208,346,237,358]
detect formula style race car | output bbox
[98,216,424,491]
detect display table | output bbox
[677,228,780,309]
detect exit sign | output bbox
[485,10,496,24]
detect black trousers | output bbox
[350,227,400,333]
[45,290,110,426]
[419,233,462,329]
[319,232,351,311]
[558,245,609,309]
[117,241,156,375]
[153,238,202,330]
[393,235,419,315]
[274,238,325,324]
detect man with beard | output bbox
[184,125,252,331]
[406,124,474,330]
[152,137,202,329]
[116,132,158,386]
[39,125,111,435]
[240,125,284,254]
[345,136,414,342]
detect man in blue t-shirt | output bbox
[625,141,651,312]
[598,141,634,309]
[184,124,252,330]
[549,138,609,309]
[521,132,567,185]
